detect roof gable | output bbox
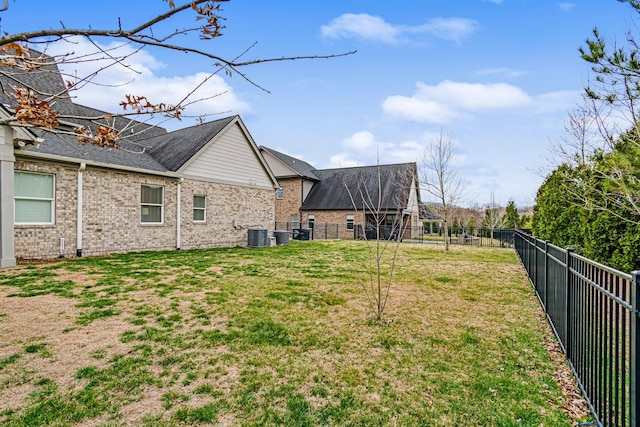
[259,146,319,180]
[1,51,272,183]
[143,116,235,171]
[174,117,278,189]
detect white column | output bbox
[0,125,16,268]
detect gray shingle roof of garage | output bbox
[260,146,319,180]
[301,163,417,211]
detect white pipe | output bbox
[176,178,182,250]
[77,163,86,256]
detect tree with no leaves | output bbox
[420,130,465,252]
[343,161,417,323]
[0,0,354,148]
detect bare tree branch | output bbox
[0,0,356,148]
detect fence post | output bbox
[544,240,549,313]
[565,248,574,360]
[631,271,639,427]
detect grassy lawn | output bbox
[0,240,576,426]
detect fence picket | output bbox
[514,230,637,427]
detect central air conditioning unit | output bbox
[247,228,268,248]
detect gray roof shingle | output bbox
[301,163,417,211]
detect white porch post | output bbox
[0,125,16,268]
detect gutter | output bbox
[15,150,181,179]
[76,163,86,256]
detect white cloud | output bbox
[321,14,400,43]
[326,152,362,168]
[342,130,377,151]
[409,18,478,43]
[558,3,575,11]
[47,37,249,127]
[475,67,528,78]
[326,131,427,169]
[381,80,533,123]
[532,90,580,113]
[321,13,478,44]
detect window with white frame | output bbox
[307,214,315,229]
[276,185,284,199]
[346,214,354,230]
[141,184,164,224]
[193,195,206,222]
[290,213,299,229]
[14,171,55,224]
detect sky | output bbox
[0,0,634,207]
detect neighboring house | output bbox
[0,58,278,267]
[259,147,421,239]
[259,147,319,228]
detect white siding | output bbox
[302,179,314,202]
[182,123,274,189]
[406,178,419,214]
[262,151,297,177]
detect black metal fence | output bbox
[514,230,639,427]
[274,222,516,247]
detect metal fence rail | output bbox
[514,230,639,427]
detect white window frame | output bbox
[307,214,315,229]
[14,171,55,225]
[346,214,354,230]
[141,184,164,224]
[290,213,299,229]
[193,195,206,222]
[276,185,284,199]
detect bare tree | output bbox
[0,1,354,147]
[547,99,605,168]
[343,162,416,323]
[420,130,465,252]
[482,188,504,241]
[452,205,480,235]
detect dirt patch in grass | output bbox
[0,290,134,391]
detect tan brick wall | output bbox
[14,159,275,259]
[180,180,274,248]
[274,177,302,224]
[81,168,178,255]
[301,210,364,239]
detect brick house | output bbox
[259,147,421,239]
[0,61,278,267]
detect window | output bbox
[141,184,164,224]
[276,185,284,199]
[346,214,354,230]
[193,195,206,222]
[307,214,315,229]
[290,214,299,229]
[14,171,55,224]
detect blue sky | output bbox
[0,1,633,207]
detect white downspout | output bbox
[176,178,182,250]
[77,163,86,257]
